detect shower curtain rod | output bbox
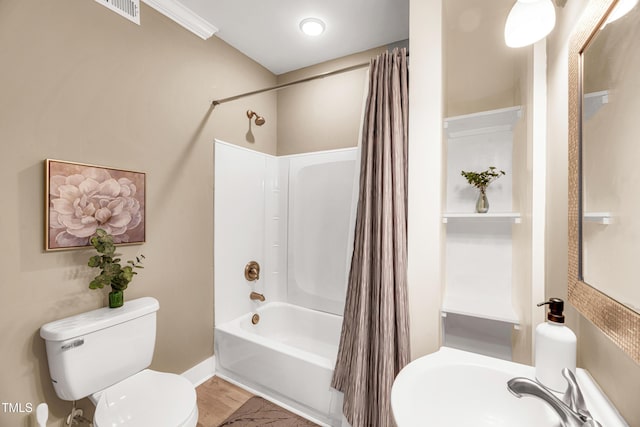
[211,62,370,106]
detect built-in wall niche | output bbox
[444,106,521,216]
[441,106,522,361]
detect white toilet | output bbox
[40,297,198,427]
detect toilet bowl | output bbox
[40,297,198,427]
[91,370,198,427]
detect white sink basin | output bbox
[391,347,628,427]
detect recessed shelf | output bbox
[584,212,613,225]
[442,294,520,325]
[442,212,521,224]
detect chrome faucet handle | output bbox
[508,376,603,427]
[562,368,591,418]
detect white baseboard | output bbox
[182,355,215,387]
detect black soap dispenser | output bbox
[535,298,577,392]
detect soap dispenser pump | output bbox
[535,298,577,392]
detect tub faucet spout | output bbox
[507,375,602,427]
[250,291,265,302]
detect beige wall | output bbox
[443,0,524,117]
[547,1,640,424]
[275,47,386,156]
[407,0,444,360]
[511,80,533,364]
[0,0,276,425]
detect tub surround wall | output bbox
[214,141,357,324]
[214,143,357,424]
[0,1,276,424]
[214,142,273,325]
[286,150,358,315]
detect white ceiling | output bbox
[176,0,409,75]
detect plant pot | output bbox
[476,190,489,213]
[109,290,124,308]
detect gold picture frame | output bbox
[45,159,146,251]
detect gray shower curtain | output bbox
[331,47,410,427]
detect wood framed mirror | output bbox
[568,0,640,364]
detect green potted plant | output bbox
[461,166,506,213]
[87,229,145,308]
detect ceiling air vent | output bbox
[95,0,140,25]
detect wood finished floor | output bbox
[196,376,253,427]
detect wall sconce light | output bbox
[504,0,556,48]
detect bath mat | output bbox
[217,396,318,426]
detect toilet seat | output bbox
[92,369,198,427]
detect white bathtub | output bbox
[214,302,344,426]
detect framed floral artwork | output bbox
[45,159,146,251]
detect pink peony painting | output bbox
[45,159,146,251]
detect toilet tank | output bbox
[40,297,160,401]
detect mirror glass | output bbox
[581,1,640,314]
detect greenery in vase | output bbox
[88,229,144,292]
[460,167,506,193]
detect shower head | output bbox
[247,110,266,126]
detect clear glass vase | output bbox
[476,189,489,213]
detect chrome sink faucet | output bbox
[507,369,603,427]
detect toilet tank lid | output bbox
[40,297,159,342]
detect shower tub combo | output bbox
[214,142,358,426]
[215,302,344,425]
